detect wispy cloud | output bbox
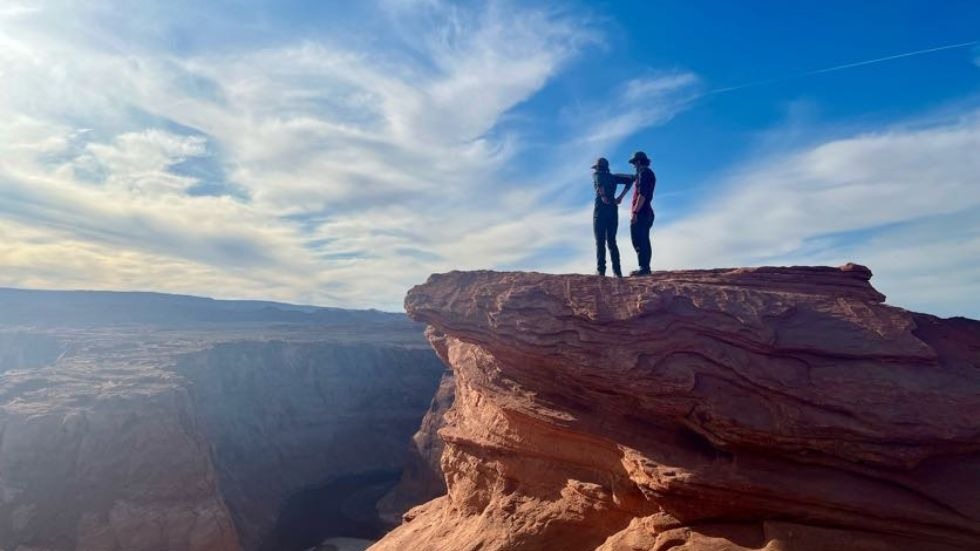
[578,72,700,144]
[0,0,691,308]
[2,1,975,318]
[651,111,980,317]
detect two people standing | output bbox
[591,151,656,277]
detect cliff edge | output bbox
[371,265,980,551]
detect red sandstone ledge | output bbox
[374,265,980,551]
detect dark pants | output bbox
[593,207,620,275]
[630,212,654,272]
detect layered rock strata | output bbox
[0,290,444,551]
[372,265,980,551]
[0,346,240,551]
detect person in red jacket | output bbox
[626,151,656,276]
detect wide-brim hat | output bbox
[591,157,609,170]
[628,151,650,165]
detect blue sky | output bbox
[0,0,978,316]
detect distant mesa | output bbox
[0,287,406,327]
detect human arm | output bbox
[613,173,632,204]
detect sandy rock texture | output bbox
[371,265,980,551]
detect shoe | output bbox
[613,270,623,278]
[596,270,606,277]
[629,269,652,277]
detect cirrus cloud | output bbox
[0,0,697,308]
[651,111,980,317]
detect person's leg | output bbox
[638,216,653,272]
[645,215,655,269]
[630,220,642,272]
[593,214,606,275]
[607,214,621,277]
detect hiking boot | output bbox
[630,269,652,277]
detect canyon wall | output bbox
[376,370,454,526]
[0,290,444,551]
[372,265,980,551]
[0,347,239,551]
[172,340,444,550]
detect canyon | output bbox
[4,264,978,551]
[0,289,445,551]
[372,265,980,551]
[376,371,455,528]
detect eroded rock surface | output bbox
[0,337,240,551]
[372,265,980,551]
[0,290,444,551]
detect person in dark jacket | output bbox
[626,151,656,276]
[591,157,633,277]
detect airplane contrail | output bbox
[705,40,979,96]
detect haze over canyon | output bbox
[0,289,446,551]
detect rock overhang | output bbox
[375,264,980,550]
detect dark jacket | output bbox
[593,169,632,212]
[630,167,656,218]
